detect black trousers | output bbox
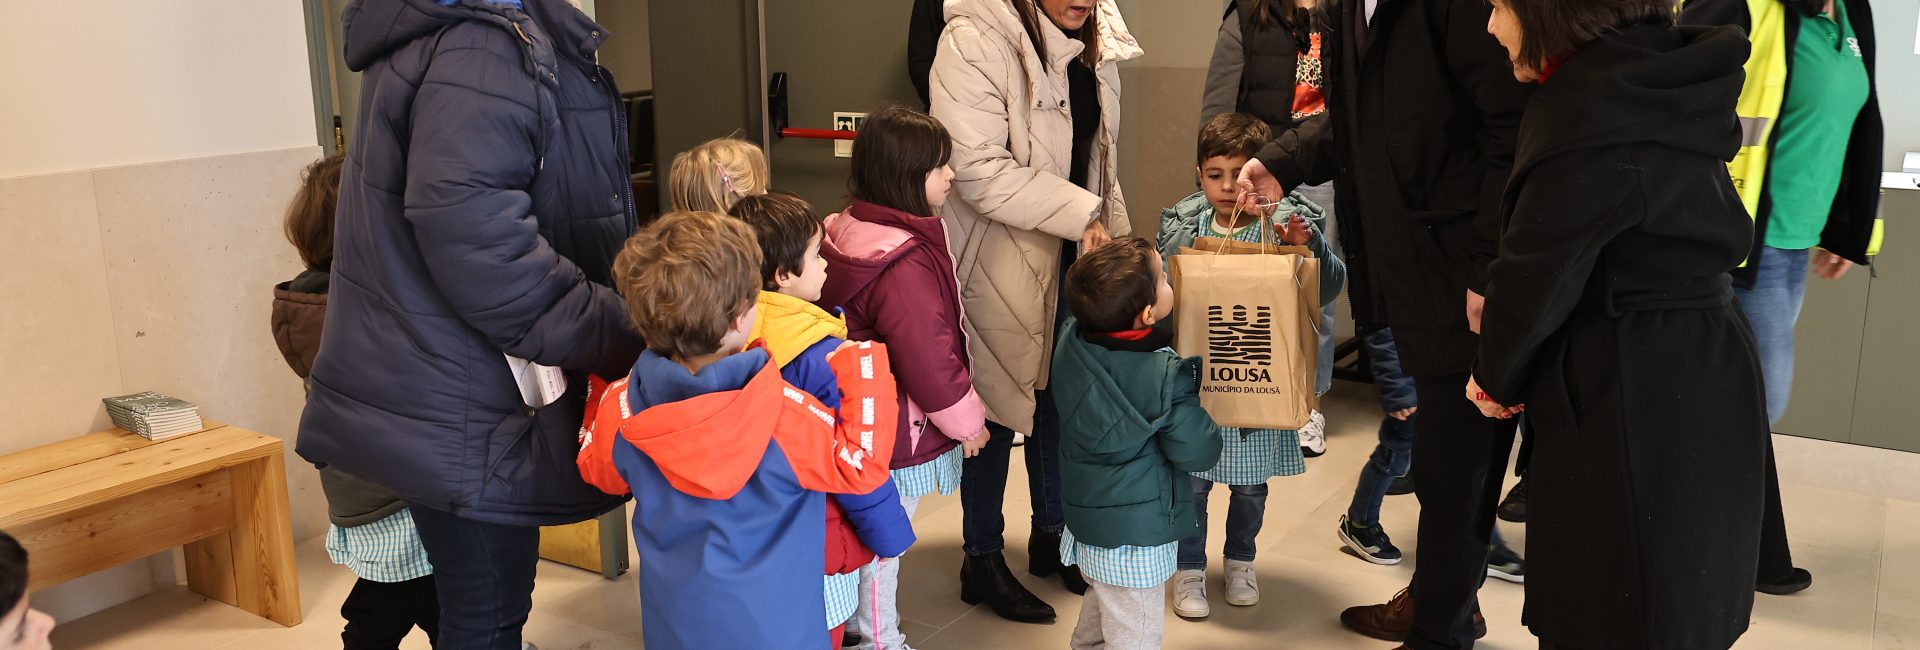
[1758,435,1795,583]
[341,574,441,649]
[1406,372,1519,650]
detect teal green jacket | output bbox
[1051,318,1223,549]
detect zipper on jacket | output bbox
[585,61,638,234]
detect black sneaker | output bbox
[1386,475,1414,496]
[1338,515,1403,565]
[1497,477,1528,523]
[1487,542,1526,584]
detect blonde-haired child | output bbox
[667,136,770,212]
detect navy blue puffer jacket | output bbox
[297,0,642,526]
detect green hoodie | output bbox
[1051,317,1223,549]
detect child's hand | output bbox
[1389,406,1418,422]
[961,431,989,458]
[1272,214,1312,246]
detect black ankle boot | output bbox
[1028,530,1087,595]
[961,552,1056,623]
[1057,563,1088,595]
[1028,529,1064,578]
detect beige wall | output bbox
[1113,0,1223,237]
[0,0,325,624]
[597,0,653,91]
[0,1,316,179]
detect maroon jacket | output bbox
[820,200,986,469]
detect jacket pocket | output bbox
[1406,208,1473,229]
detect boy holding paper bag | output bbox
[1155,112,1346,619]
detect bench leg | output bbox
[184,455,302,626]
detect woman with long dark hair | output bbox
[929,0,1142,625]
[1473,0,1770,646]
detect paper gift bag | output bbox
[1170,235,1321,431]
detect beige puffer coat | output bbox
[931,0,1142,433]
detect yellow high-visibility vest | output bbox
[1703,0,1883,257]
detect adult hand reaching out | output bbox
[1236,157,1286,215]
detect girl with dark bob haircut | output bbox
[1474,1,1772,648]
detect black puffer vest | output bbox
[1232,0,1310,131]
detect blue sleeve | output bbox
[1303,221,1348,308]
[402,25,639,379]
[783,337,846,410]
[830,479,917,558]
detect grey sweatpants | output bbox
[1069,578,1165,650]
[850,493,921,650]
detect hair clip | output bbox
[716,162,737,196]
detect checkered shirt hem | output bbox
[1058,527,1177,589]
[825,569,861,627]
[325,508,433,583]
[1192,426,1305,485]
[892,446,963,498]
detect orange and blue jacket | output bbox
[604,342,898,649]
[751,290,916,577]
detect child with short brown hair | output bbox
[602,210,901,648]
[728,192,916,646]
[1053,236,1222,650]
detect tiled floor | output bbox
[49,383,1920,649]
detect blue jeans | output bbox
[1318,302,1337,396]
[960,240,1071,556]
[1298,182,1339,397]
[963,407,1067,556]
[1178,477,1269,569]
[1733,246,1810,425]
[1347,328,1417,526]
[410,506,541,650]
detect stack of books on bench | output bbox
[103,392,205,441]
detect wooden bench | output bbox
[0,423,302,626]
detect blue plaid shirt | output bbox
[1193,426,1306,485]
[325,508,433,583]
[891,446,962,498]
[1059,527,1177,589]
[825,569,861,627]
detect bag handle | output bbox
[1206,198,1277,255]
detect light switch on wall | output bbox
[833,112,866,158]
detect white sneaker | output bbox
[1299,409,1327,457]
[1223,560,1260,606]
[1172,569,1210,619]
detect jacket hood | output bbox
[620,347,778,500]
[1517,24,1749,171]
[343,0,604,78]
[1049,318,1169,465]
[818,203,929,308]
[943,0,1143,72]
[749,291,849,368]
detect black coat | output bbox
[1255,0,1533,376]
[1682,0,1884,285]
[1475,24,1769,650]
[298,0,642,527]
[1227,0,1316,132]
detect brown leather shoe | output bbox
[1340,589,1489,641]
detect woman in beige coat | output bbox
[930,0,1142,625]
